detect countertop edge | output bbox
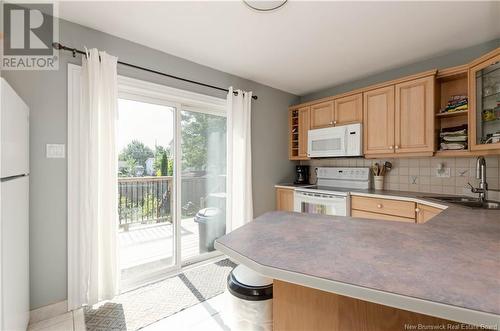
[274,184,315,189]
[274,184,450,210]
[214,241,500,328]
[274,184,297,189]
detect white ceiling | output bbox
[58,1,500,96]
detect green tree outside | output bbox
[181,111,226,171]
[118,111,226,177]
[119,140,154,170]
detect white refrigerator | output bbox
[0,78,30,331]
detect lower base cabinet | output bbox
[273,280,470,331]
[351,209,415,222]
[276,187,294,212]
[351,195,443,223]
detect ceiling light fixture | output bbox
[243,0,288,12]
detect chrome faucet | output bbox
[468,156,488,202]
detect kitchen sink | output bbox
[421,196,500,210]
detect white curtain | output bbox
[226,87,253,231]
[68,49,119,310]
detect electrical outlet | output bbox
[435,167,451,178]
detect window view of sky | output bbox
[117,98,174,152]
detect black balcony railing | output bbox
[118,176,172,230]
[118,175,226,231]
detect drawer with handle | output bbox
[351,209,415,223]
[351,196,416,219]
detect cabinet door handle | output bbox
[415,208,421,213]
[395,145,400,149]
[329,121,333,125]
[377,204,383,209]
[389,145,393,150]
[333,120,337,125]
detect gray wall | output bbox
[300,38,500,103]
[1,19,298,309]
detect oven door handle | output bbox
[295,191,346,200]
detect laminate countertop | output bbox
[214,190,500,327]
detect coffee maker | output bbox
[294,165,309,184]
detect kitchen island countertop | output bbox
[215,191,500,327]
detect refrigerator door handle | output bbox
[0,174,28,182]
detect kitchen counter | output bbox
[215,191,500,327]
[274,183,315,189]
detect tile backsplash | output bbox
[301,156,500,201]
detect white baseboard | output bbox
[29,300,68,324]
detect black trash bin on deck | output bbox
[194,207,225,253]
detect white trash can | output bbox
[224,265,273,331]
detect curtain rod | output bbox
[52,42,258,100]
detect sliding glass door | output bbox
[179,108,227,264]
[116,98,178,288]
[116,89,227,288]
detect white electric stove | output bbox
[294,167,371,216]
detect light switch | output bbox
[46,144,65,158]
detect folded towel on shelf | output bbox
[440,124,468,135]
[446,104,468,112]
[440,130,467,137]
[442,135,467,142]
[440,142,467,150]
[441,95,468,113]
[446,100,468,108]
[439,124,468,151]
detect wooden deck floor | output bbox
[119,218,203,272]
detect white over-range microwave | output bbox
[307,123,362,158]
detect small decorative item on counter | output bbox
[371,161,392,190]
[374,176,384,190]
[440,95,468,114]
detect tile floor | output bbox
[27,294,229,331]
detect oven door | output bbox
[294,191,348,216]
[307,126,347,158]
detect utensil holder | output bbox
[374,176,384,190]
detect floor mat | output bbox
[84,258,236,331]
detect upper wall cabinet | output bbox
[288,48,500,159]
[363,74,435,157]
[310,94,363,130]
[363,86,395,155]
[310,101,334,129]
[289,106,310,160]
[334,93,363,125]
[469,49,500,152]
[395,76,435,154]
